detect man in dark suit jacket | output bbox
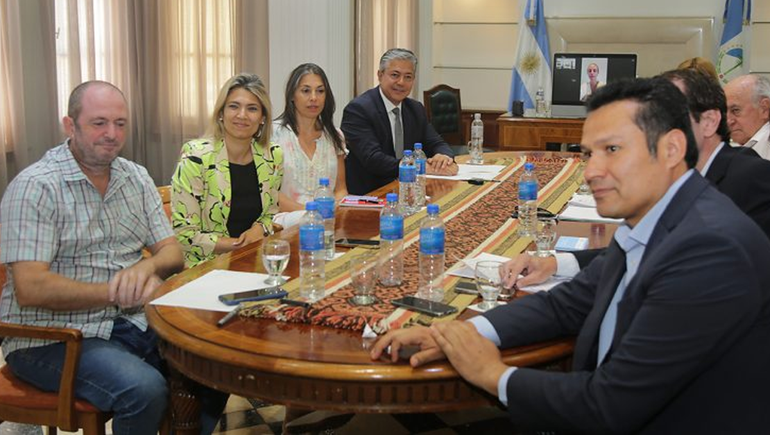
[341,48,457,194]
[372,78,770,433]
[504,68,770,286]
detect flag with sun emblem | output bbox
[508,0,550,112]
[717,0,751,84]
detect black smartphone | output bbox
[335,238,380,248]
[453,279,478,295]
[391,296,458,317]
[218,287,288,306]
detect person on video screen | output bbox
[580,62,604,101]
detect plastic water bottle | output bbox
[517,163,538,237]
[314,177,335,260]
[379,193,404,286]
[299,201,326,301]
[398,149,417,215]
[535,87,547,117]
[412,143,427,208]
[469,113,484,164]
[418,204,445,301]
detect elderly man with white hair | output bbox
[724,74,770,159]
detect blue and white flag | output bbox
[717,0,751,84]
[508,0,551,112]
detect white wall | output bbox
[425,0,765,111]
[267,0,353,126]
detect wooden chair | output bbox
[157,185,172,220]
[0,262,113,434]
[423,84,464,145]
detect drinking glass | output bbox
[349,255,379,306]
[535,218,557,257]
[262,239,290,286]
[474,261,503,310]
[577,154,591,195]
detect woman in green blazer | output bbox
[171,73,283,267]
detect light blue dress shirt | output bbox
[470,169,695,405]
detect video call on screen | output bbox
[552,54,637,105]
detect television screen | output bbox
[551,53,637,118]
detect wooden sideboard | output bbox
[496,115,584,151]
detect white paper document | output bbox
[448,252,511,279]
[568,194,597,208]
[521,276,570,293]
[559,205,623,224]
[150,269,285,312]
[426,164,506,181]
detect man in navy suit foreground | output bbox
[341,48,457,194]
[372,77,770,433]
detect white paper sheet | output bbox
[559,205,623,224]
[567,194,597,208]
[426,164,506,181]
[448,252,511,279]
[150,269,287,312]
[521,276,570,293]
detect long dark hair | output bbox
[276,63,344,153]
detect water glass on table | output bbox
[577,154,591,195]
[535,218,557,258]
[262,238,290,286]
[349,255,379,306]
[474,261,503,310]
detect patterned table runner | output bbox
[242,155,583,332]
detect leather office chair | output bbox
[423,84,464,145]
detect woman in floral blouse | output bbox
[171,73,283,267]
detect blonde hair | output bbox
[207,73,273,146]
[677,57,718,82]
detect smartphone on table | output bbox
[391,296,458,317]
[335,238,380,249]
[218,287,288,306]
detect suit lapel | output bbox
[572,239,627,370]
[402,99,418,149]
[371,88,396,158]
[704,146,731,186]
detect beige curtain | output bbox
[0,0,28,192]
[0,0,269,192]
[354,0,418,96]
[0,0,59,194]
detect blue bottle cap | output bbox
[386,193,398,202]
[319,177,330,186]
[403,150,413,156]
[414,143,423,150]
[427,204,439,214]
[305,201,318,211]
[524,162,534,171]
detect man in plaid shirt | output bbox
[0,81,222,434]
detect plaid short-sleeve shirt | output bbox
[0,142,174,355]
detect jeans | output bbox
[6,318,228,435]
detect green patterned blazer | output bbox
[171,137,283,267]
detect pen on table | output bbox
[217,303,244,327]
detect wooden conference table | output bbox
[147,152,615,433]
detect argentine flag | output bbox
[508,0,551,112]
[717,0,751,84]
